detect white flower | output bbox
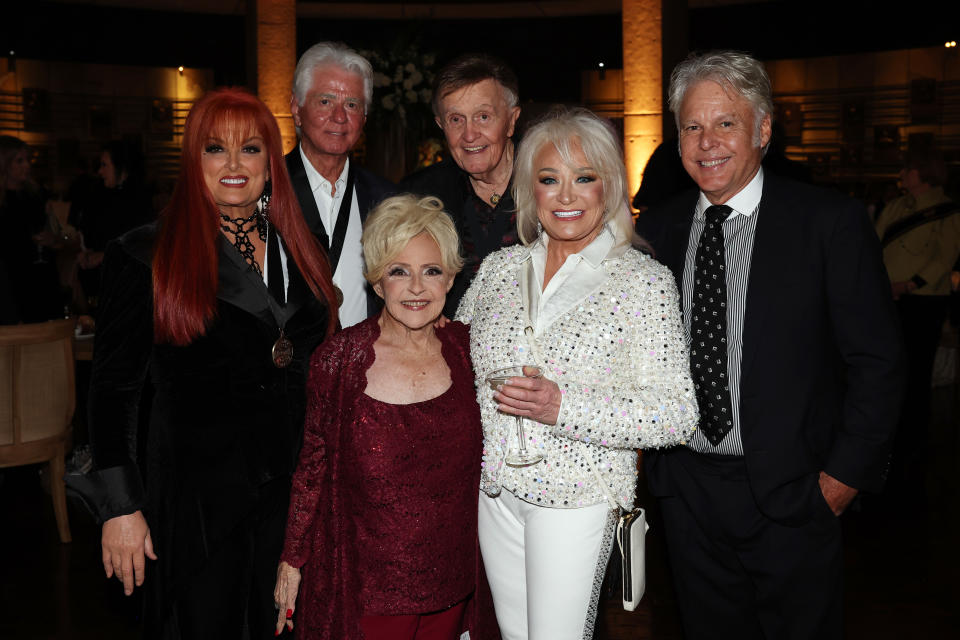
[373,72,391,88]
[393,66,403,82]
[382,95,396,110]
[404,62,416,73]
[403,78,414,90]
[405,89,418,103]
[419,88,433,103]
[424,54,435,67]
[409,70,423,86]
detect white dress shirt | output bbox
[299,145,366,328]
[527,225,619,335]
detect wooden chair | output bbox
[0,319,76,543]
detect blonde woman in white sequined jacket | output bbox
[455,108,698,640]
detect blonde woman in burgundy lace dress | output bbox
[273,195,496,640]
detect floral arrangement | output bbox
[360,46,437,127]
[417,137,445,168]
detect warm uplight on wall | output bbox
[946,41,957,48]
[622,0,662,213]
[178,66,185,75]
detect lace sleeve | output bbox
[280,336,343,567]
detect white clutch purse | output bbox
[617,507,649,611]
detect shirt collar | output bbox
[299,144,349,195]
[526,224,617,268]
[696,166,764,219]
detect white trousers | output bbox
[478,490,616,640]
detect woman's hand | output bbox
[274,561,301,635]
[494,369,563,425]
[101,510,156,595]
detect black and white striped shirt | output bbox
[681,169,764,455]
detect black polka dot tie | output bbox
[690,204,734,446]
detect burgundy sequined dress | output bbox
[281,316,490,639]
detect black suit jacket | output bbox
[285,148,395,318]
[645,174,904,525]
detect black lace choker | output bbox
[220,208,268,275]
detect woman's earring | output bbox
[537,221,543,234]
[257,182,271,241]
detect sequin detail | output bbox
[456,245,698,510]
[350,383,480,614]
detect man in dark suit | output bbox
[644,51,904,640]
[286,42,394,327]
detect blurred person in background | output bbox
[875,146,959,502]
[0,135,62,322]
[73,140,155,314]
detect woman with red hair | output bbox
[69,88,337,638]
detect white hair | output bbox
[668,50,773,146]
[513,107,649,251]
[292,42,373,113]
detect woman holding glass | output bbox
[455,108,698,640]
[72,88,337,638]
[274,195,493,640]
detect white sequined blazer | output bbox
[456,235,698,510]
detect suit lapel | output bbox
[354,166,372,223]
[739,175,788,381]
[279,235,309,323]
[216,236,276,327]
[217,232,320,331]
[285,148,329,248]
[352,165,387,318]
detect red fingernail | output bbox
[286,609,293,618]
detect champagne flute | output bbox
[485,364,544,467]
[32,202,64,265]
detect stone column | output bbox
[622,0,662,210]
[254,0,297,152]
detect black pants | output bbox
[657,449,842,640]
[170,480,289,640]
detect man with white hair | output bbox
[643,50,904,639]
[287,42,394,327]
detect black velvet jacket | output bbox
[69,223,330,575]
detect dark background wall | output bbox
[4,1,954,98]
